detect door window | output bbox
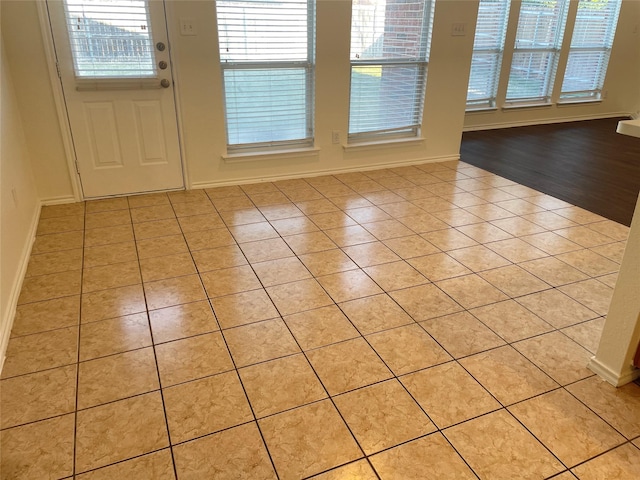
[63,0,156,78]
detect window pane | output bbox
[64,0,155,78]
[350,64,426,135]
[349,0,433,140]
[473,0,510,50]
[350,0,430,61]
[217,0,309,62]
[467,52,502,104]
[561,0,621,99]
[562,50,608,97]
[514,0,566,48]
[570,0,620,47]
[507,51,557,101]
[224,68,310,145]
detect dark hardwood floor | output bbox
[460,117,640,226]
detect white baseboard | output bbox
[191,154,461,190]
[0,203,42,372]
[40,195,78,206]
[463,112,633,132]
[588,356,640,387]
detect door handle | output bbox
[159,61,168,70]
[156,42,166,51]
[160,79,171,88]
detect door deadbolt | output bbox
[158,61,168,70]
[156,42,166,51]
[160,79,171,88]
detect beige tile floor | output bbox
[2,160,640,479]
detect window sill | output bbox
[343,137,425,152]
[466,107,499,114]
[222,146,320,164]
[502,103,554,111]
[557,98,603,106]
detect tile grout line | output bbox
[71,200,87,478]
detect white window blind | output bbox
[349,0,434,141]
[560,0,621,100]
[467,0,511,109]
[506,0,569,104]
[63,0,156,78]
[216,0,315,151]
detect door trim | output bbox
[37,0,190,200]
[37,0,83,202]
[162,0,192,191]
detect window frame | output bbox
[504,0,571,106]
[216,0,316,154]
[348,0,434,143]
[559,0,622,102]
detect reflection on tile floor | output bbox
[2,160,640,479]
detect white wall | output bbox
[1,0,73,202]
[464,0,640,131]
[0,36,41,365]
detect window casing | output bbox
[349,0,434,142]
[505,0,570,105]
[560,0,621,101]
[216,0,315,152]
[467,0,511,109]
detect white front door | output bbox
[47,0,184,198]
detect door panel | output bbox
[84,102,123,168]
[47,0,184,198]
[133,101,168,165]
